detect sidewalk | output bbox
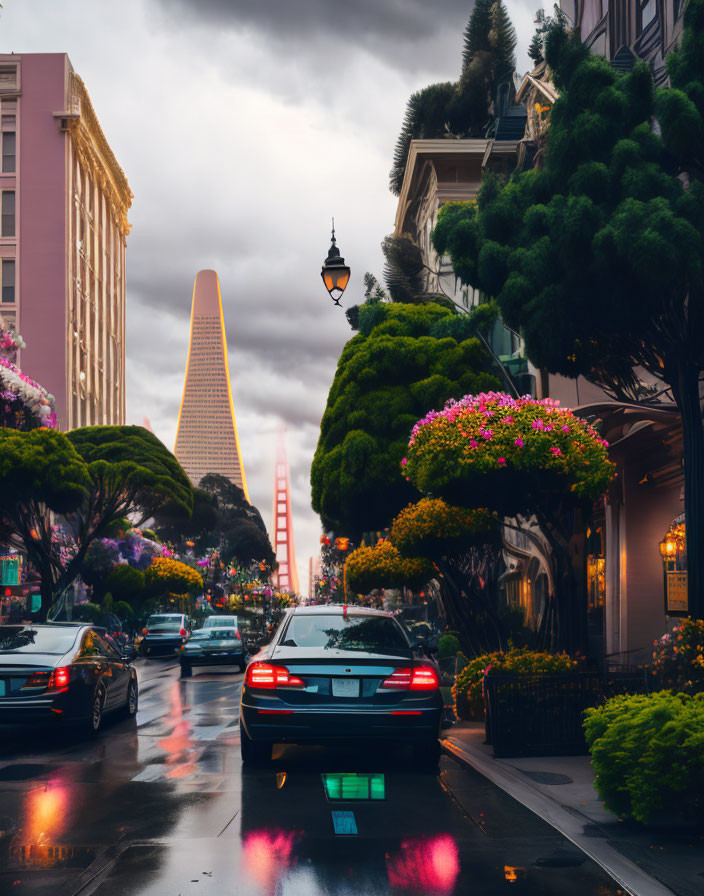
[442,723,704,896]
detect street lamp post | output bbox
[321,220,350,306]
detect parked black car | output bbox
[138,613,190,657]
[179,625,246,677]
[0,623,138,733]
[240,605,443,767]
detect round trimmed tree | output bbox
[345,540,432,596]
[311,301,499,539]
[145,557,203,614]
[404,392,614,652]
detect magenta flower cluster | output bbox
[404,391,614,500]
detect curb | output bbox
[442,737,676,896]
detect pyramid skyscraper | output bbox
[175,270,248,498]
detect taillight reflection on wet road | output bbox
[386,833,460,894]
[242,828,299,890]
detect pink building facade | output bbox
[0,53,131,429]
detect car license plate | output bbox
[0,680,5,696]
[332,678,360,698]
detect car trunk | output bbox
[0,657,57,696]
[202,638,240,653]
[267,646,416,706]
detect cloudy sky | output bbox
[4,0,534,593]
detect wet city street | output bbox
[0,659,624,896]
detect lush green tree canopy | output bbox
[0,426,194,617]
[68,425,193,522]
[311,303,500,537]
[432,15,704,401]
[0,428,90,519]
[154,473,275,571]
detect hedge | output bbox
[452,647,577,720]
[584,691,704,825]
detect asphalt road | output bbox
[0,659,624,895]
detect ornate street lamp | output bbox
[321,220,350,306]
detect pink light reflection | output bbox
[387,833,460,895]
[242,827,298,893]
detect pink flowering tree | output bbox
[404,392,614,652]
[0,314,57,430]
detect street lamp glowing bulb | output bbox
[321,220,350,306]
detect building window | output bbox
[2,258,14,302]
[1,191,14,237]
[0,67,17,92]
[641,0,657,30]
[2,131,14,173]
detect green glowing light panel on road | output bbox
[322,773,385,801]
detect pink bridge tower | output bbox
[272,429,300,595]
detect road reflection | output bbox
[386,834,460,894]
[242,828,300,893]
[239,748,462,896]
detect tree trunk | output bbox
[536,509,588,656]
[669,362,704,620]
[38,575,54,623]
[436,562,482,656]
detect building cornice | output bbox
[393,138,520,237]
[58,74,132,237]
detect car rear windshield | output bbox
[190,629,237,641]
[281,615,409,652]
[0,626,81,656]
[205,617,237,628]
[147,616,181,629]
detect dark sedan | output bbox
[0,623,138,734]
[179,626,246,677]
[239,605,442,767]
[138,613,190,657]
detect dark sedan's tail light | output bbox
[50,667,71,689]
[379,668,413,689]
[409,666,439,690]
[179,628,187,637]
[380,666,439,691]
[21,667,71,691]
[21,671,51,690]
[245,662,304,690]
[143,628,148,635]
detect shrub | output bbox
[73,602,102,623]
[584,691,704,825]
[653,619,704,693]
[106,564,145,604]
[144,557,203,596]
[452,647,578,720]
[114,600,134,619]
[438,633,460,659]
[345,541,432,594]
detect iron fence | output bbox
[483,669,655,757]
